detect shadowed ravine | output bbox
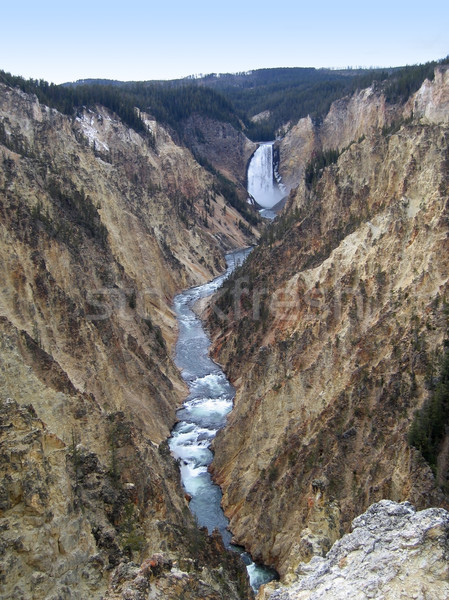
[168,248,278,592]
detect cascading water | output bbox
[169,248,278,592]
[247,142,285,211]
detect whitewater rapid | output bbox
[168,248,277,591]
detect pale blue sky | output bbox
[1,0,448,84]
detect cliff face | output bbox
[181,114,257,187]
[278,86,397,191]
[0,83,255,598]
[0,82,258,444]
[278,67,449,190]
[208,67,449,582]
[0,397,252,600]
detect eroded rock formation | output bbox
[0,82,257,598]
[278,66,449,190]
[208,66,449,584]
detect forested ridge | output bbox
[1,56,448,144]
[197,59,449,139]
[0,70,240,139]
[0,57,449,141]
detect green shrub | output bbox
[305,148,340,190]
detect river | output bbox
[168,248,277,592]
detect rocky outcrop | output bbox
[0,398,107,599]
[0,398,252,599]
[278,84,397,190]
[259,501,449,600]
[0,83,257,598]
[278,66,449,190]
[413,66,449,123]
[208,66,449,581]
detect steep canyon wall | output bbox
[0,83,256,599]
[208,66,449,586]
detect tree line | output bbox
[0,70,241,141]
[2,56,448,146]
[194,59,449,140]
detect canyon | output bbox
[1,62,449,600]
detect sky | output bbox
[1,0,448,84]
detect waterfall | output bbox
[247,142,285,209]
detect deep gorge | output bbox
[1,62,449,599]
